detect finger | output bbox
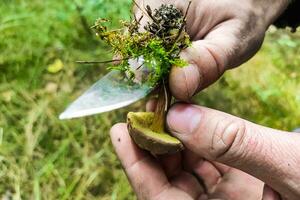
[110,123,170,199]
[262,185,281,200]
[166,103,300,199]
[182,149,203,171]
[212,168,264,199]
[170,171,205,199]
[192,160,222,193]
[181,150,221,194]
[169,19,265,101]
[211,162,231,176]
[157,152,205,199]
[158,153,182,178]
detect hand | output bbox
[110,123,263,199]
[134,0,289,100]
[164,103,300,199]
[110,101,264,199]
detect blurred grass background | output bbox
[0,0,299,199]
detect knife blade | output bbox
[59,63,153,120]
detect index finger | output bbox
[110,123,170,199]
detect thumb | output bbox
[167,103,261,163]
[167,103,300,199]
[169,20,265,101]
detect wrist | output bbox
[254,0,290,29]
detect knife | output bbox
[59,58,153,120]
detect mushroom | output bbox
[127,84,184,155]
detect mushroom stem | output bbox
[150,81,171,133]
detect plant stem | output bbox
[76,58,128,64]
[150,81,171,133]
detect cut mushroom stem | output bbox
[150,81,171,133]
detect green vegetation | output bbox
[0,0,299,199]
[93,4,190,86]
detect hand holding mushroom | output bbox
[110,0,300,199]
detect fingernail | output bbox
[167,104,202,135]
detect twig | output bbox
[132,0,159,25]
[145,5,159,24]
[136,62,144,70]
[132,0,149,18]
[76,58,127,64]
[174,1,192,42]
[169,1,192,54]
[133,14,143,27]
[183,1,192,22]
[162,79,169,112]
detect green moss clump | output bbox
[92,4,191,86]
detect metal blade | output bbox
[59,70,153,119]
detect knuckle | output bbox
[211,119,247,161]
[202,42,227,75]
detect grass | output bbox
[0,0,300,199]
